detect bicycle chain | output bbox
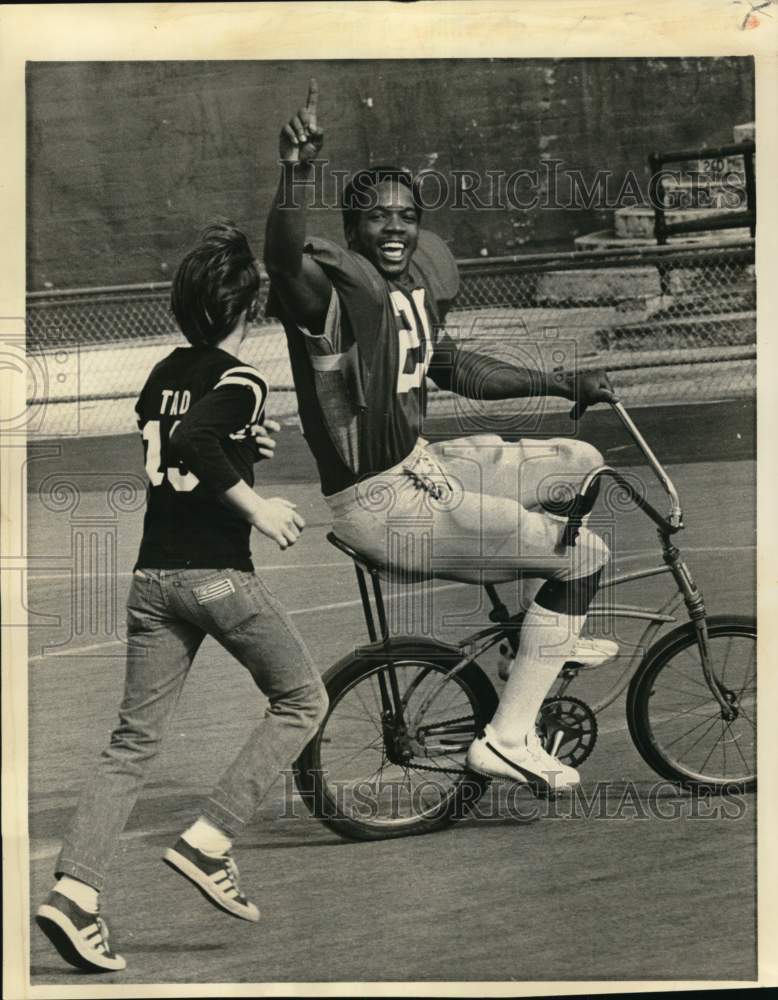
[404,760,474,776]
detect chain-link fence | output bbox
[25,240,755,437]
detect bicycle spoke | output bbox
[361,756,392,787]
[348,688,382,729]
[323,737,385,768]
[735,703,756,729]
[651,679,722,703]
[720,637,733,685]
[668,649,711,688]
[661,708,721,750]
[658,678,717,700]
[726,723,753,771]
[684,715,723,761]
[651,695,722,724]
[349,683,384,738]
[327,706,381,736]
[736,654,756,701]
[323,738,384,751]
[697,714,753,779]
[421,701,467,724]
[403,767,449,810]
[699,720,725,774]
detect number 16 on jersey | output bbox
[142,420,199,492]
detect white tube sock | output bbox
[55,876,99,913]
[181,817,232,857]
[490,600,586,747]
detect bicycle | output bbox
[294,400,756,840]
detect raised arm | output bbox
[427,334,615,406]
[264,78,332,334]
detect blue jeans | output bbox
[56,567,328,891]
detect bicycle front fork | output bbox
[662,536,738,720]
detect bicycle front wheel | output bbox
[627,615,756,792]
[295,640,499,840]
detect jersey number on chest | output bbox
[390,288,432,395]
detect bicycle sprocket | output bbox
[536,695,598,767]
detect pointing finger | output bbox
[306,77,319,115]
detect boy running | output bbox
[36,223,328,973]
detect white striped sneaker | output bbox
[35,891,126,972]
[163,838,259,922]
[466,725,580,794]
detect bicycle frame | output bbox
[333,545,682,730]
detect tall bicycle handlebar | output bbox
[566,396,744,721]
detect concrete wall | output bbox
[27,58,754,289]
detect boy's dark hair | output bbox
[171,222,261,348]
[342,165,423,237]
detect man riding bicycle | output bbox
[265,80,616,794]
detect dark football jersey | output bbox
[269,229,459,495]
[134,346,267,570]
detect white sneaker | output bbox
[498,637,619,681]
[466,725,580,793]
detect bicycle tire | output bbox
[295,638,499,841]
[626,615,756,793]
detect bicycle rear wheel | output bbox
[626,615,756,792]
[295,639,499,840]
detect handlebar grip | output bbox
[570,392,621,421]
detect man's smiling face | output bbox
[347,180,420,279]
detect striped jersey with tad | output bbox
[268,229,460,495]
[134,346,267,570]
